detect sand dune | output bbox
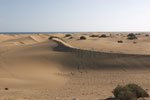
[0,35,68,91]
[1,33,150,100]
[66,33,150,55]
[52,37,150,70]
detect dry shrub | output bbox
[118,40,123,43]
[127,84,149,98]
[127,33,137,40]
[90,35,99,37]
[100,34,107,38]
[112,83,149,100]
[145,34,149,37]
[80,36,86,40]
[65,34,72,37]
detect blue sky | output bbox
[0,0,150,32]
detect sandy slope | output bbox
[52,37,150,70]
[0,33,150,100]
[65,33,150,55]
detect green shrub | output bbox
[65,34,72,37]
[118,40,123,43]
[112,83,149,100]
[100,34,107,38]
[127,33,136,37]
[113,85,129,98]
[145,34,149,37]
[126,83,149,98]
[127,33,137,40]
[80,36,86,40]
[90,35,99,37]
[117,89,136,100]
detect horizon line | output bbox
[0,31,150,33]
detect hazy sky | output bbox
[0,0,150,32]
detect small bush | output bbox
[90,35,99,37]
[112,85,134,99]
[112,83,149,100]
[127,33,137,40]
[145,34,149,37]
[126,83,149,98]
[117,88,136,100]
[65,34,72,37]
[128,33,136,37]
[4,88,9,90]
[80,36,86,40]
[100,34,107,38]
[118,40,123,43]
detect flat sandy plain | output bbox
[0,32,150,100]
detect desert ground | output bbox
[0,32,150,100]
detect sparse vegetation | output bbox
[100,34,107,38]
[113,86,136,100]
[48,36,65,42]
[90,35,99,37]
[80,36,86,40]
[118,40,123,43]
[145,34,149,37]
[127,33,137,40]
[65,34,72,37]
[4,88,8,90]
[127,33,136,37]
[112,83,149,100]
[127,84,149,98]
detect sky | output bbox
[0,0,150,32]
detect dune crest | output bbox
[51,37,150,70]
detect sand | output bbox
[0,33,150,100]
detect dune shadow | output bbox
[51,39,150,70]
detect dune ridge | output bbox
[52,38,150,70]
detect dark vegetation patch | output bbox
[145,34,149,37]
[65,34,72,37]
[100,34,107,38]
[80,36,86,40]
[127,33,137,40]
[112,83,149,100]
[90,34,99,37]
[118,40,123,43]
